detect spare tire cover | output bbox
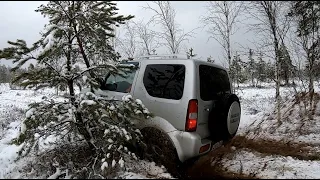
[226,101,241,135]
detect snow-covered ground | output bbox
[211,81,320,179]
[0,84,57,178]
[0,84,171,179]
[1,82,320,179]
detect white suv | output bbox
[91,55,241,177]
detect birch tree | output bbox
[134,19,160,55]
[245,1,291,122]
[288,1,320,107]
[143,1,195,54]
[117,21,140,59]
[201,1,244,67]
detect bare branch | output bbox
[143,1,196,54]
[201,1,244,67]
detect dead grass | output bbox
[21,142,94,179]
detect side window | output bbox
[143,64,185,100]
[199,65,231,101]
[103,69,137,93]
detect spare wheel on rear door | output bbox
[209,93,241,142]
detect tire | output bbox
[208,93,241,142]
[140,128,187,178]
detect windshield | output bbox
[102,62,139,93]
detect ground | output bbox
[188,81,320,179]
[0,81,320,179]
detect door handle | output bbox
[205,108,210,112]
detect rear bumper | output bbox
[167,131,215,162]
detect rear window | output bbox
[199,65,231,101]
[143,64,185,100]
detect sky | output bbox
[0,1,269,68]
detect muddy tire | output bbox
[140,128,187,178]
[209,94,241,142]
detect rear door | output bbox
[197,64,231,139]
[132,62,191,131]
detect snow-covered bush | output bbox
[12,92,152,178]
[0,105,24,139]
[0,1,153,178]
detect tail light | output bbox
[185,99,198,132]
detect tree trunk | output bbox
[225,2,232,67]
[284,70,289,86]
[67,79,95,153]
[66,12,96,152]
[275,60,281,123]
[270,16,281,123]
[308,63,314,108]
[251,75,254,87]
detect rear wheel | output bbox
[140,128,186,178]
[209,94,241,142]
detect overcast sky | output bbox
[0,1,260,68]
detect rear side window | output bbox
[143,64,185,100]
[199,65,231,101]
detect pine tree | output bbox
[248,49,256,87]
[256,52,266,85]
[265,60,275,83]
[279,43,293,86]
[0,65,10,83]
[0,1,152,178]
[288,1,320,106]
[229,54,242,88]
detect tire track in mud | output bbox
[185,135,320,179]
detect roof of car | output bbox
[121,56,227,71]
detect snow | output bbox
[0,83,61,179]
[20,121,27,134]
[125,135,131,141]
[82,75,88,83]
[119,159,172,179]
[47,168,62,179]
[104,129,110,135]
[122,94,132,102]
[215,81,320,179]
[80,100,96,106]
[109,105,115,110]
[0,121,25,178]
[135,99,144,107]
[108,144,113,150]
[1,81,320,179]
[112,159,116,168]
[220,149,320,179]
[120,172,148,179]
[142,109,150,114]
[101,162,109,171]
[119,158,124,168]
[25,108,35,119]
[135,110,142,114]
